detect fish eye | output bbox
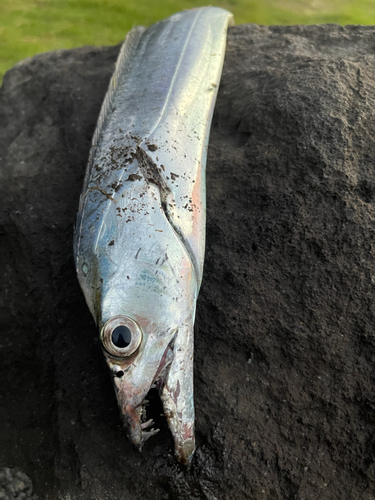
[101,316,142,358]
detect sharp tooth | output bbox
[142,428,159,442]
[141,419,154,429]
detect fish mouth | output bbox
[107,322,195,466]
[112,339,175,449]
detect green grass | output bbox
[2,0,375,80]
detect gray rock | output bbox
[0,468,36,500]
[1,24,375,500]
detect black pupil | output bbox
[111,326,132,348]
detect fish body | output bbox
[74,7,233,465]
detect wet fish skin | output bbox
[74,7,234,465]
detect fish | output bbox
[73,6,234,466]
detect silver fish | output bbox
[74,7,234,465]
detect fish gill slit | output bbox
[136,145,200,283]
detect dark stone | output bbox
[1,24,375,499]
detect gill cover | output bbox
[74,7,234,465]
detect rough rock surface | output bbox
[1,24,375,500]
[0,468,36,500]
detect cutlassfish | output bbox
[74,7,234,465]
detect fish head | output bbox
[90,196,197,465]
